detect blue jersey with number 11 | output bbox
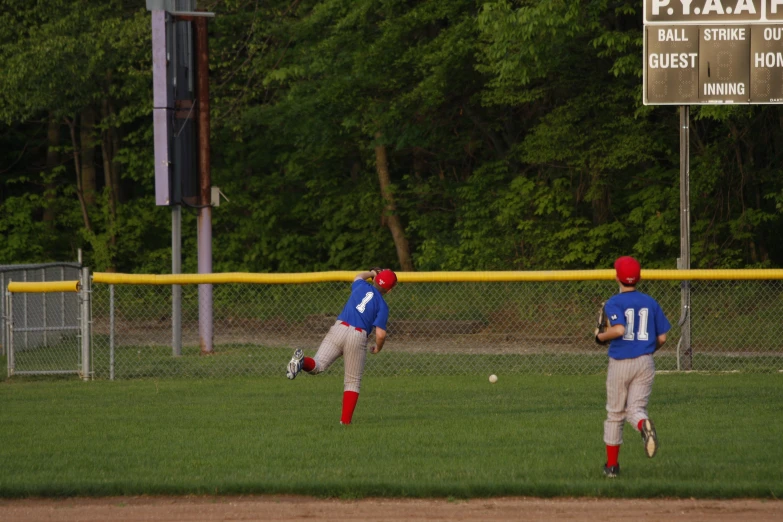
[604,290,670,360]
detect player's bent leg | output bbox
[626,355,654,430]
[311,322,348,375]
[311,352,337,375]
[625,355,656,457]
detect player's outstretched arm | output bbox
[355,270,377,281]
[371,328,386,354]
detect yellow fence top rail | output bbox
[7,280,81,293]
[91,269,783,285]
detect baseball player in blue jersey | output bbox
[285,268,397,425]
[594,256,671,478]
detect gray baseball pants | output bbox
[604,354,655,446]
[307,320,369,393]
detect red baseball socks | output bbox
[340,391,359,425]
[606,444,620,467]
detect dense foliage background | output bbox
[2,0,783,273]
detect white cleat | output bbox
[641,418,658,458]
[286,349,304,380]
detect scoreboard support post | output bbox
[678,106,692,371]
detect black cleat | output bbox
[641,418,658,458]
[603,463,620,478]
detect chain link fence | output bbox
[1,263,82,358]
[4,274,87,378]
[88,276,783,379]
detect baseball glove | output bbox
[368,266,384,276]
[594,301,610,345]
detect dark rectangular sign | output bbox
[644,24,783,103]
[644,2,783,103]
[646,26,700,103]
[749,25,783,100]
[699,25,751,102]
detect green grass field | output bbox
[7,343,778,381]
[0,373,781,499]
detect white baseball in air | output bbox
[489,374,498,384]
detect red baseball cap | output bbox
[375,269,397,291]
[614,256,641,285]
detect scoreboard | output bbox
[643,1,783,104]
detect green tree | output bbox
[0,0,167,270]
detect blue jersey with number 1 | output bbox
[604,290,671,360]
[337,279,389,333]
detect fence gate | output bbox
[3,268,90,380]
